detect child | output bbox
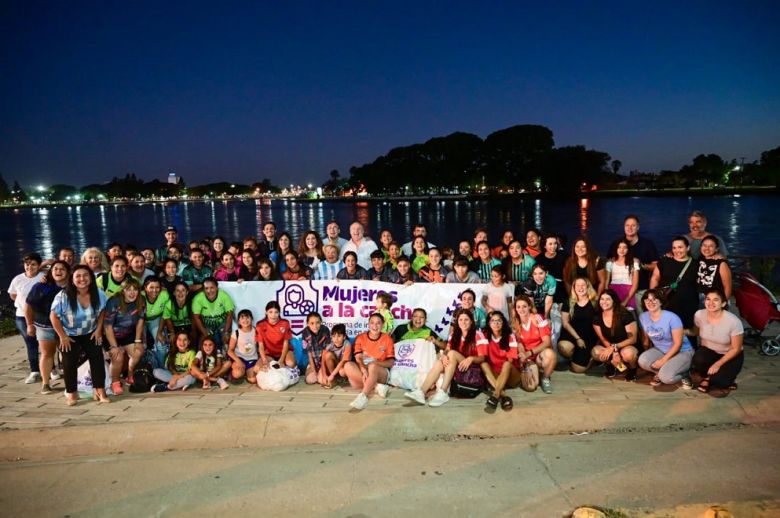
[8,252,45,384]
[301,312,331,386]
[482,265,514,321]
[345,313,396,410]
[606,238,640,310]
[191,335,230,389]
[160,259,184,296]
[152,331,196,392]
[445,257,481,283]
[385,256,417,285]
[228,309,261,383]
[323,324,352,387]
[367,250,388,281]
[373,292,395,333]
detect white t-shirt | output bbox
[483,282,514,320]
[8,272,45,317]
[606,259,640,286]
[694,309,744,355]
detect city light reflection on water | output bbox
[0,195,777,287]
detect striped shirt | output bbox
[474,258,501,282]
[315,260,345,280]
[505,255,536,283]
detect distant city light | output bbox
[37,185,45,192]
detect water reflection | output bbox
[35,208,54,259]
[579,198,589,234]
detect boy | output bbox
[446,257,481,283]
[367,250,388,281]
[373,292,395,334]
[8,252,45,383]
[323,324,352,387]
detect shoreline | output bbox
[0,185,777,210]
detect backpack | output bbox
[449,364,486,399]
[129,361,155,393]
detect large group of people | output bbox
[7,210,746,411]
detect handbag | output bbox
[449,364,486,398]
[659,258,692,300]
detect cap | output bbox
[165,225,177,233]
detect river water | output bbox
[1,194,778,288]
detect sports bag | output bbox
[449,364,486,398]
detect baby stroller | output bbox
[733,271,780,355]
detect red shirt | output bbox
[447,330,488,357]
[255,319,292,357]
[486,333,519,374]
[514,314,551,354]
[354,333,395,362]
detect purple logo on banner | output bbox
[276,281,319,336]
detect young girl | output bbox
[520,264,556,320]
[386,242,403,269]
[503,239,535,284]
[238,250,259,281]
[323,324,352,387]
[480,311,521,412]
[103,278,146,395]
[417,248,450,283]
[301,312,331,385]
[214,252,240,281]
[142,277,170,368]
[228,309,261,383]
[270,232,293,273]
[482,265,514,321]
[606,239,640,310]
[281,252,312,280]
[160,259,184,295]
[256,301,296,368]
[152,331,196,392]
[192,335,230,389]
[163,281,192,341]
[257,258,280,281]
[409,236,430,273]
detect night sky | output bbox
[1,1,778,188]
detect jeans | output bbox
[145,318,169,369]
[153,368,195,389]
[61,333,106,394]
[638,347,694,385]
[16,317,40,373]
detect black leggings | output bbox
[61,333,106,393]
[691,347,743,388]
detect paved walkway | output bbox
[1,334,779,461]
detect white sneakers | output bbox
[50,369,62,381]
[404,388,426,405]
[428,388,450,407]
[375,383,389,399]
[24,372,41,384]
[350,392,368,410]
[216,378,229,390]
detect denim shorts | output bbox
[35,326,56,341]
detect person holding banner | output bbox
[345,313,395,410]
[392,308,446,350]
[404,308,487,408]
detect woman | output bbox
[214,252,240,282]
[255,300,296,368]
[409,236,430,273]
[270,232,294,272]
[523,228,543,258]
[50,265,110,405]
[103,278,146,395]
[535,234,568,307]
[210,236,226,265]
[637,289,694,389]
[417,247,450,283]
[520,264,556,319]
[592,289,638,380]
[480,311,521,412]
[191,277,235,351]
[281,251,312,280]
[159,259,185,295]
[25,260,70,394]
[143,277,171,368]
[606,238,640,310]
[257,258,281,281]
[650,236,698,331]
[81,247,109,275]
[238,249,259,281]
[691,288,744,394]
[163,281,192,339]
[336,251,369,280]
[557,277,599,373]
[511,294,556,394]
[128,253,155,284]
[491,230,514,259]
[96,256,129,298]
[404,308,487,408]
[503,239,535,284]
[563,237,606,296]
[379,229,394,260]
[298,230,324,270]
[696,235,732,302]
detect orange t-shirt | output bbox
[255,319,292,357]
[354,333,395,362]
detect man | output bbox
[401,224,436,257]
[181,249,213,293]
[622,215,659,291]
[323,220,349,253]
[258,222,277,258]
[340,221,378,270]
[155,225,179,265]
[686,210,728,259]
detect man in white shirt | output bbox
[340,222,378,270]
[8,252,45,384]
[323,220,349,254]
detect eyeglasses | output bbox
[489,319,503,324]
[645,298,660,303]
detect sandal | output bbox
[697,379,710,393]
[500,395,514,411]
[484,395,499,414]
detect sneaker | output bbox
[151,383,169,393]
[681,376,693,390]
[24,372,41,384]
[624,368,637,382]
[604,364,616,378]
[350,392,368,410]
[375,383,389,399]
[404,388,427,405]
[650,376,662,387]
[217,378,229,390]
[111,381,124,396]
[50,369,62,381]
[428,388,450,407]
[125,374,135,386]
[40,384,53,395]
[541,377,553,394]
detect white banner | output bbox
[220,280,487,338]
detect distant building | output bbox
[167,172,179,184]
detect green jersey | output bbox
[143,289,170,321]
[191,290,235,331]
